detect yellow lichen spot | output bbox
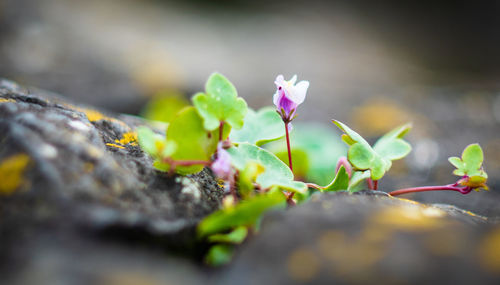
[287,247,320,282]
[0,154,31,195]
[83,109,106,122]
[478,228,500,273]
[114,132,138,146]
[372,205,446,231]
[76,107,130,128]
[0,98,16,103]
[106,143,126,149]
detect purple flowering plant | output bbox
[137,72,488,266]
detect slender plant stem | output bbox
[228,173,238,201]
[219,121,225,143]
[373,180,378,190]
[389,184,464,196]
[284,122,293,172]
[284,122,295,204]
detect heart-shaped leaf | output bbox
[230,107,285,146]
[193,73,248,131]
[322,166,349,192]
[198,191,285,237]
[332,120,411,181]
[165,106,224,174]
[373,123,412,160]
[227,143,308,195]
[347,170,371,192]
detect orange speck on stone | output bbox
[0,154,31,195]
[287,247,320,282]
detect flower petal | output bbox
[290,80,309,104]
[274,75,285,86]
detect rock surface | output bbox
[1,79,500,285]
[219,191,500,285]
[0,79,223,284]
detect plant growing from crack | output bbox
[137,72,489,266]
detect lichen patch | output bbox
[0,98,16,103]
[0,154,31,195]
[114,132,138,146]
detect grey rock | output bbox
[0,79,223,284]
[219,191,500,285]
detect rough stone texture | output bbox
[2,79,500,285]
[219,191,500,285]
[0,79,223,284]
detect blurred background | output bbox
[1,0,500,214]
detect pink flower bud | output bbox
[273,75,309,122]
[211,143,232,180]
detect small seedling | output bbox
[389,143,488,196]
[136,72,489,266]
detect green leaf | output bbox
[207,226,248,244]
[332,120,371,148]
[461,143,483,173]
[198,191,285,237]
[137,126,177,166]
[192,73,248,131]
[266,122,347,186]
[347,143,375,170]
[449,144,488,190]
[373,123,412,160]
[323,166,349,192]
[332,120,412,181]
[137,126,162,157]
[274,149,310,180]
[238,162,265,199]
[230,107,285,146]
[166,106,218,174]
[227,143,308,195]
[141,93,190,123]
[448,156,464,169]
[348,170,371,192]
[205,244,234,266]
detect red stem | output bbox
[164,158,212,175]
[284,122,293,172]
[219,121,225,142]
[284,122,295,204]
[389,184,465,196]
